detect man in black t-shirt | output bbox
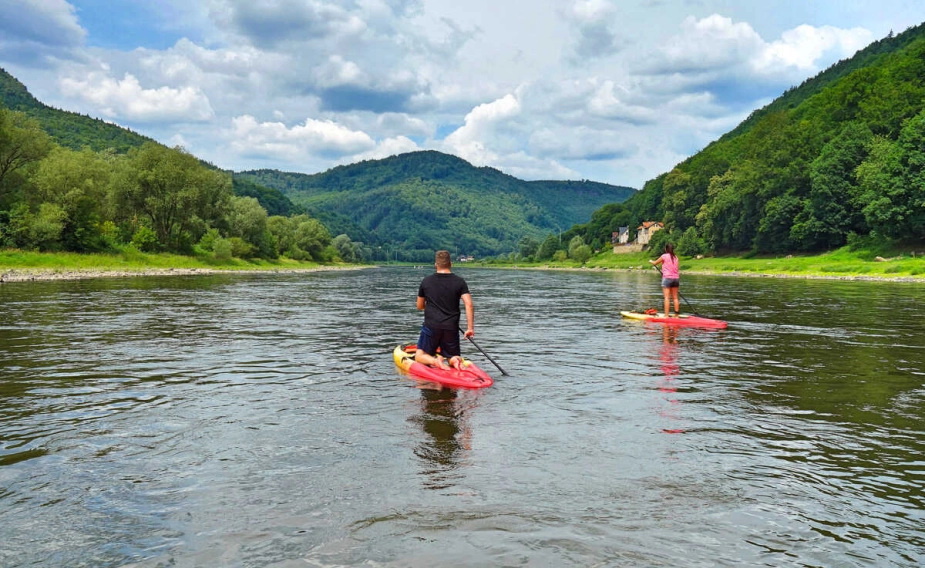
[415,250,474,370]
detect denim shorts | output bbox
[661,278,680,288]
[416,325,461,358]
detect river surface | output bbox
[1,267,923,567]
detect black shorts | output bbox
[661,278,680,288]
[416,325,461,358]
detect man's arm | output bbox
[461,293,474,337]
[417,296,426,310]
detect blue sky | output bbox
[1,0,923,187]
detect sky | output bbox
[1,1,923,188]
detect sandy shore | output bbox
[0,265,365,283]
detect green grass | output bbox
[0,249,330,274]
[4,245,924,281]
[483,244,925,280]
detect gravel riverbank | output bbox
[0,266,363,283]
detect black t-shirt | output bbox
[418,272,470,330]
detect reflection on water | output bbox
[656,325,683,434]
[1,268,924,566]
[410,388,477,490]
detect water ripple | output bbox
[1,269,923,566]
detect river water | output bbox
[1,267,923,567]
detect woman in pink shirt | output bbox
[649,243,680,317]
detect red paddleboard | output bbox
[392,345,493,389]
[620,310,728,329]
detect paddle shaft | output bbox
[652,265,699,315]
[460,328,508,376]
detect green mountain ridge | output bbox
[0,67,155,153]
[236,151,636,256]
[606,21,925,255]
[721,25,922,142]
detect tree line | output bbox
[0,106,368,262]
[559,25,925,258]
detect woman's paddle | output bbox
[460,328,508,376]
[652,265,700,316]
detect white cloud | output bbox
[493,151,578,181]
[376,113,432,138]
[648,14,764,74]
[229,115,376,160]
[529,125,637,161]
[754,24,872,73]
[349,136,421,162]
[0,0,85,47]
[0,0,86,66]
[442,94,522,164]
[644,14,874,82]
[139,38,266,80]
[587,80,658,124]
[565,0,620,61]
[314,55,365,88]
[59,72,214,122]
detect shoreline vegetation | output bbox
[2,245,923,283]
[492,245,925,283]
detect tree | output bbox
[111,143,232,252]
[333,234,359,262]
[661,167,694,230]
[518,235,540,259]
[227,195,273,256]
[567,235,585,258]
[0,108,52,204]
[571,244,591,263]
[29,146,112,251]
[293,215,332,260]
[267,216,294,256]
[790,122,873,250]
[756,194,802,253]
[676,226,705,257]
[536,234,559,260]
[695,164,763,251]
[856,110,925,239]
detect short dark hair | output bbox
[435,250,451,268]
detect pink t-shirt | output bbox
[660,253,679,279]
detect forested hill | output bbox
[0,68,302,217]
[601,21,925,255]
[0,67,154,153]
[236,150,636,256]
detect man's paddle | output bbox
[652,265,700,316]
[460,328,508,376]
